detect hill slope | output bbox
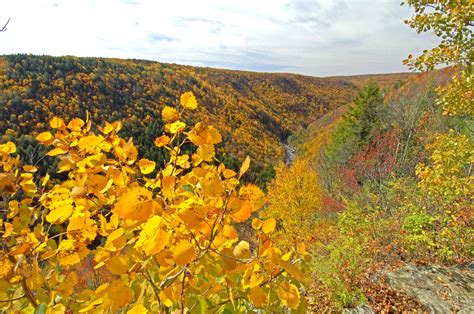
[0,54,418,183]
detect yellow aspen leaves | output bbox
[36,131,54,144]
[105,255,130,275]
[0,256,13,279]
[239,156,251,179]
[46,203,74,224]
[161,175,176,199]
[154,134,170,147]
[127,304,148,314]
[248,286,267,307]
[67,118,85,131]
[242,264,264,289]
[50,116,65,129]
[252,218,263,230]
[67,216,98,243]
[0,173,15,193]
[47,147,68,156]
[162,106,180,122]
[0,92,305,312]
[239,184,266,211]
[97,280,133,312]
[169,120,186,133]
[115,140,138,164]
[135,215,169,255]
[189,123,222,146]
[173,240,196,265]
[114,187,154,222]
[0,142,16,155]
[180,91,198,109]
[22,165,37,172]
[57,240,84,266]
[233,240,250,258]
[277,282,300,309]
[262,218,277,234]
[138,158,156,174]
[77,135,104,152]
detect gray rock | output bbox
[382,262,474,313]
[342,304,375,314]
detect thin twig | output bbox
[0,294,25,303]
[0,18,10,32]
[187,287,210,313]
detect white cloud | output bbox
[0,0,439,76]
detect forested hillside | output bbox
[0,55,366,185]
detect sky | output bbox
[0,0,439,76]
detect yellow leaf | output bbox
[0,142,16,155]
[47,304,66,314]
[36,131,54,144]
[47,147,68,156]
[180,91,198,109]
[135,216,169,255]
[162,106,180,122]
[173,240,196,265]
[154,135,170,147]
[102,280,133,312]
[262,218,276,234]
[223,169,237,179]
[78,135,104,152]
[50,116,65,129]
[231,202,252,223]
[0,174,15,194]
[102,122,115,134]
[57,272,78,298]
[114,187,154,222]
[239,156,250,179]
[159,286,175,307]
[248,286,267,307]
[169,121,186,134]
[138,158,156,174]
[67,118,85,131]
[127,304,147,314]
[67,216,97,243]
[197,144,215,162]
[106,255,129,275]
[23,165,38,172]
[241,264,264,289]
[162,176,176,199]
[251,218,263,230]
[296,243,306,255]
[0,256,13,279]
[46,205,74,224]
[277,282,300,309]
[57,240,82,266]
[239,184,266,212]
[233,240,250,258]
[279,259,303,280]
[41,173,50,187]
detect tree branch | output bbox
[1,18,10,32]
[0,294,25,303]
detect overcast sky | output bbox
[0,0,439,76]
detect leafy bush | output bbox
[0,93,306,313]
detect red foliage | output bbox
[337,166,362,193]
[321,196,345,213]
[352,131,398,184]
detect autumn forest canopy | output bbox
[0,1,473,313]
